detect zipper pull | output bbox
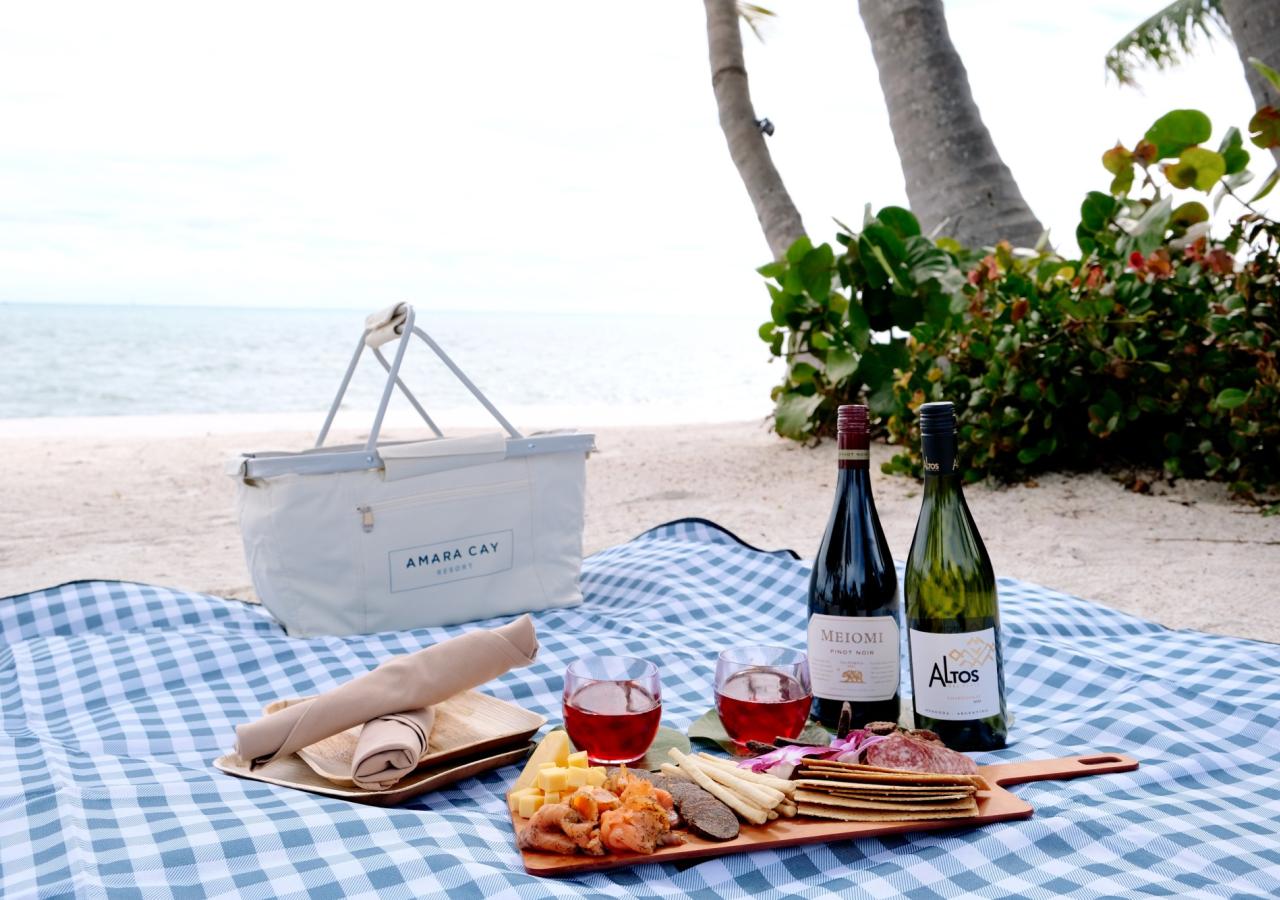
[357,505,374,533]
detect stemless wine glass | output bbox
[562,655,662,765]
[714,646,812,746]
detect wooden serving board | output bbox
[512,753,1139,877]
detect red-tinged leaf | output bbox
[1134,140,1158,165]
[1146,249,1173,280]
[1102,143,1132,174]
[1248,106,1280,149]
[1205,248,1235,276]
[1128,251,1146,272]
[1011,298,1029,323]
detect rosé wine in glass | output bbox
[563,656,662,765]
[714,646,812,746]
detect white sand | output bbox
[1,416,1276,642]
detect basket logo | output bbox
[388,529,513,592]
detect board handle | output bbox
[982,753,1139,787]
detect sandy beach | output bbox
[2,415,1276,643]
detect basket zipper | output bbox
[355,479,529,533]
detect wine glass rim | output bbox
[717,645,807,666]
[566,654,657,679]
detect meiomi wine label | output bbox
[807,613,899,702]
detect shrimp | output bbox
[598,774,684,854]
[518,803,605,856]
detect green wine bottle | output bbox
[904,402,1008,750]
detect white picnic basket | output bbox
[227,303,594,636]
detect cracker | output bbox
[794,790,977,812]
[796,768,989,790]
[794,778,975,794]
[796,801,979,822]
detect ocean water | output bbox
[0,304,779,425]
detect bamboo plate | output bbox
[216,741,534,806]
[511,753,1140,876]
[251,689,545,786]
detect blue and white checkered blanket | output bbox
[4,519,1279,898]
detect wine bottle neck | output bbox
[837,428,869,471]
[921,431,958,478]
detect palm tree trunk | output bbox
[1221,0,1280,165]
[704,0,807,260]
[858,0,1045,249]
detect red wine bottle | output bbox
[807,404,901,729]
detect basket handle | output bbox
[315,304,523,452]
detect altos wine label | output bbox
[908,628,1001,719]
[807,614,900,702]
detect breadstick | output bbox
[669,748,769,825]
[767,809,778,820]
[696,754,797,796]
[699,760,787,809]
[777,801,797,817]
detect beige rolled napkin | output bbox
[351,708,437,790]
[235,615,538,770]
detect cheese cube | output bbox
[565,767,589,788]
[507,787,541,813]
[586,767,607,787]
[543,791,561,805]
[513,731,572,792]
[539,762,559,770]
[537,767,569,793]
[567,750,589,769]
[517,792,545,818]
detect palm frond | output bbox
[737,2,776,43]
[1105,0,1227,87]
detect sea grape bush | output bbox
[758,75,1280,497]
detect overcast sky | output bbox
[0,0,1267,315]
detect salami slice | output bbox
[861,732,978,776]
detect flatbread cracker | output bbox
[826,791,974,803]
[796,802,979,822]
[796,768,989,790]
[794,778,974,793]
[793,790,976,812]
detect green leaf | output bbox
[1250,57,1280,93]
[1252,168,1280,202]
[1163,147,1227,191]
[636,726,691,773]
[1217,126,1250,175]
[845,301,871,351]
[687,708,830,755]
[785,235,813,264]
[1111,167,1135,196]
[1080,191,1119,232]
[687,708,735,753]
[773,392,823,438]
[757,321,780,344]
[798,244,835,302]
[1132,196,1174,253]
[1248,106,1280,150]
[875,206,922,239]
[825,348,860,384]
[757,261,787,280]
[1017,447,1041,465]
[1216,387,1249,409]
[1171,201,1209,228]
[1144,109,1212,159]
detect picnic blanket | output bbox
[3,518,1279,899]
